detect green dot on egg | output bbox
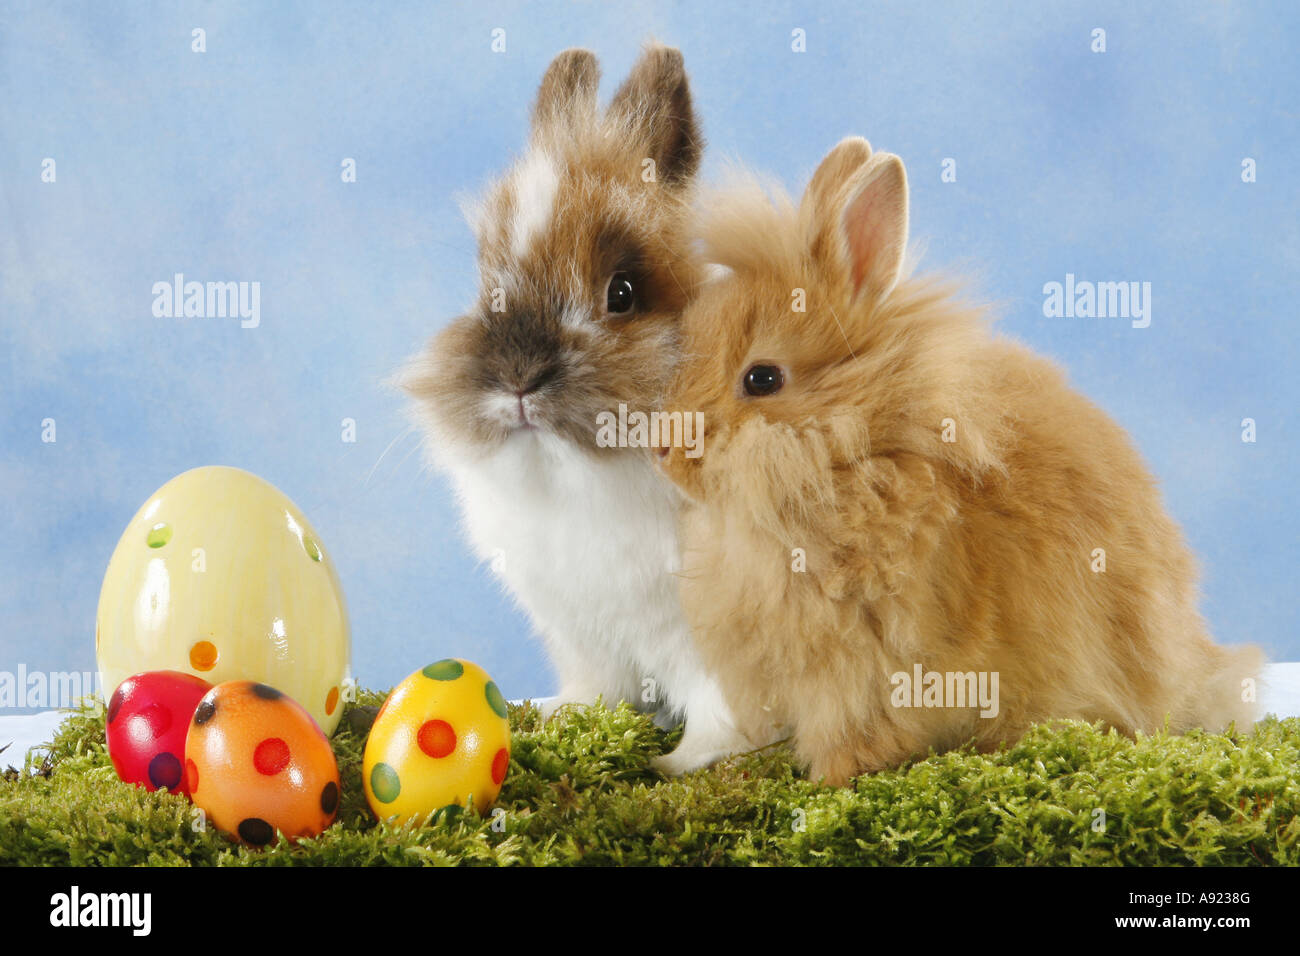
[422,659,464,681]
[484,681,508,719]
[146,523,172,548]
[370,762,401,803]
[302,534,322,562]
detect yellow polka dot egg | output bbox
[364,659,511,823]
[96,466,351,736]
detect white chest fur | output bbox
[440,432,694,713]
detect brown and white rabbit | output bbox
[401,46,751,772]
[658,136,1263,785]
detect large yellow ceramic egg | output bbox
[96,466,351,735]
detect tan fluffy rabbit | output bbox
[658,137,1263,786]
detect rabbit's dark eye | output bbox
[743,364,784,397]
[606,273,636,315]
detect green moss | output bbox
[2,693,1297,866]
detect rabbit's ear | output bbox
[804,136,873,223]
[805,138,909,299]
[605,44,702,186]
[841,153,908,297]
[531,48,601,139]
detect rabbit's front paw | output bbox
[808,749,861,788]
[652,746,724,777]
[652,733,751,776]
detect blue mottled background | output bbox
[1,0,1296,711]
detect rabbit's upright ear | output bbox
[805,137,909,299]
[804,136,873,221]
[531,48,601,140]
[605,44,702,186]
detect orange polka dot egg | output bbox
[363,659,511,823]
[95,466,351,735]
[185,680,340,846]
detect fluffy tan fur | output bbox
[660,138,1263,785]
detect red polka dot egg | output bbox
[105,670,212,793]
[184,680,340,846]
[363,659,511,823]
